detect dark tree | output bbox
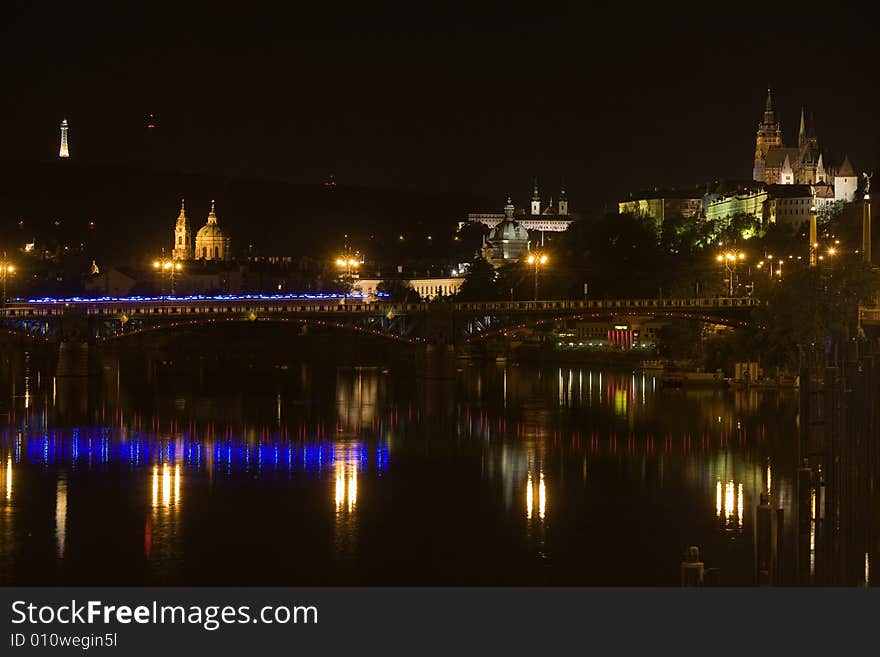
[377,278,420,302]
[456,256,501,301]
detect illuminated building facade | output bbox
[707,182,840,228]
[466,182,574,232]
[618,188,703,226]
[355,275,464,300]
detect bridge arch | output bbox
[95,315,426,347]
[463,309,763,344]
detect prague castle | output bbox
[171,199,231,262]
[620,89,859,228]
[752,88,856,202]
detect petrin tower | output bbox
[59,119,69,158]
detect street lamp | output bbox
[715,251,745,297]
[152,258,182,297]
[335,251,360,299]
[526,252,548,301]
[0,253,15,306]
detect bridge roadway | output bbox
[0,294,759,320]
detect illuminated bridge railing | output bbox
[0,296,759,319]
[860,306,880,324]
[452,297,759,313]
[0,299,420,318]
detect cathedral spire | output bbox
[798,107,806,148]
[177,199,187,222]
[207,199,217,224]
[531,178,541,215]
[765,88,773,112]
[780,154,794,184]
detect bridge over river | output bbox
[0,293,761,374]
[0,293,760,339]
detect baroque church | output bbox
[171,199,232,262]
[481,196,531,267]
[752,89,857,202]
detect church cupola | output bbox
[504,195,515,221]
[195,199,231,261]
[558,186,568,215]
[531,178,541,215]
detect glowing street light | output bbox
[716,251,745,296]
[0,253,16,306]
[526,251,549,300]
[152,257,182,296]
[335,249,361,299]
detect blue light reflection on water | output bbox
[7,427,388,475]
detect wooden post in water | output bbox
[755,493,777,585]
[797,459,813,584]
[863,187,872,264]
[776,507,785,585]
[799,365,811,459]
[680,546,704,586]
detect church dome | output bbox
[194,200,231,261]
[196,222,227,241]
[488,218,529,242]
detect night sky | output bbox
[2,3,877,214]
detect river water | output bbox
[0,348,873,586]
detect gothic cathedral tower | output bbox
[172,199,193,260]
[753,89,782,182]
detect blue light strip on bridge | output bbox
[13,292,388,304]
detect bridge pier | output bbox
[55,340,91,377]
[53,307,96,377]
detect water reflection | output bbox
[0,352,876,585]
[4,455,11,501]
[334,445,361,513]
[525,471,547,522]
[714,480,744,531]
[56,474,67,558]
[152,464,181,509]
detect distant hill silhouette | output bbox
[0,160,486,267]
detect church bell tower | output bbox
[172,199,193,260]
[531,178,541,215]
[753,88,782,182]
